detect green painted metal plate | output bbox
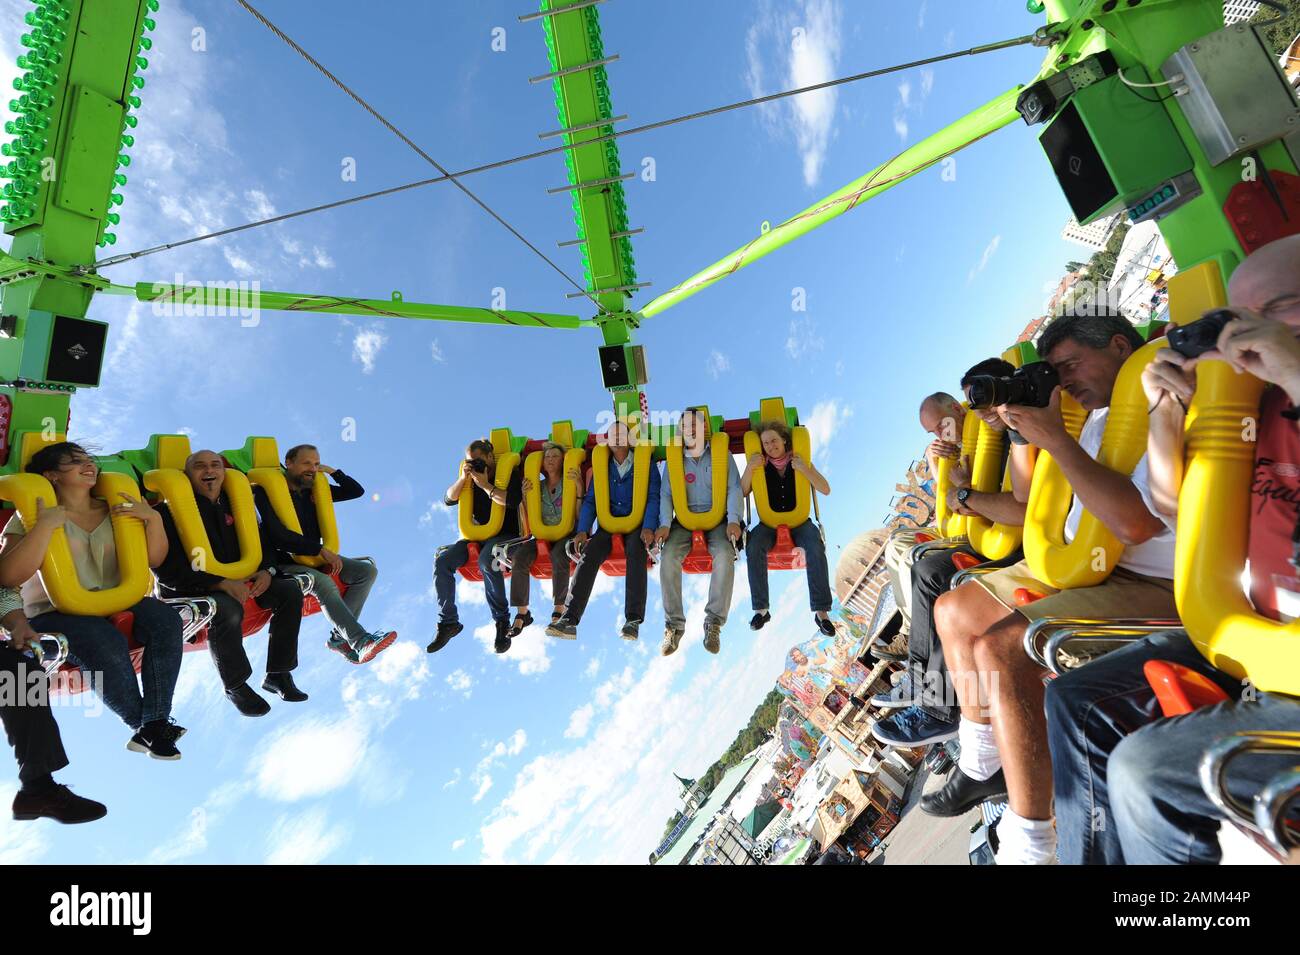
[56,86,125,218]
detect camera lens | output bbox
[965,376,1007,410]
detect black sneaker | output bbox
[157,718,187,742]
[12,784,108,824]
[127,720,183,761]
[494,620,512,654]
[262,672,308,702]
[750,611,771,631]
[815,614,836,636]
[427,621,463,654]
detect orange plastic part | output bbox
[1143,659,1230,717]
[1013,587,1046,606]
[951,552,981,571]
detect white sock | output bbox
[956,719,1001,782]
[994,808,1057,866]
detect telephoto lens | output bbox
[966,375,1008,410]
[1167,308,1235,359]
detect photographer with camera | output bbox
[925,312,1177,865]
[872,359,1034,748]
[429,439,524,656]
[1044,234,1300,865]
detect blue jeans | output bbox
[1044,629,1242,864]
[1111,691,1300,864]
[746,520,831,613]
[434,536,510,625]
[33,597,183,731]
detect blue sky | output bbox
[1,0,1094,864]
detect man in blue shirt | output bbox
[548,420,660,641]
[656,408,743,655]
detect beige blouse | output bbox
[2,511,121,618]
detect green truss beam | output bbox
[639,86,1024,319]
[125,281,590,329]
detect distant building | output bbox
[1223,0,1260,25]
[1061,213,1121,250]
[1108,220,1177,321]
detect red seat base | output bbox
[765,525,808,571]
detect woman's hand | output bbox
[6,616,38,652]
[520,477,534,494]
[746,452,764,471]
[111,493,157,524]
[565,466,581,483]
[32,499,66,532]
[791,454,809,474]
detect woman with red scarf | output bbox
[741,421,835,635]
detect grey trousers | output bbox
[660,522,736,631]
[279,556,377,645]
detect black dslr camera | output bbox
[1167,308,1234,359]
[467,458,488,474]
[965,360,1060,410]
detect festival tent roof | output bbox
[741,800,783,839]
[656,757,758,866]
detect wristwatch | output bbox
[266,566,278,577]
[956,487,972,507]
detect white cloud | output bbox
[251,717,368,802]
[785,316,825,358]
[706,350,731,379]
[471,729,528,804]
[370,640,431,701]
[419,499,457,532]
[804,398,854,469]
[451,838,467,851]
[140,780,250,864]
[352,327,387,374]
[478,570,820,865]
[446,668,474,697]
[583,656,602,680]
[744,0,843,186]
[917,0,928,30]
[245,188,277,221]
[892,69,936,144]
[968,234,1002,283]
[431,340,446,363]
[444,768,463,790]
[564,703,595,739]
[265,807,350,865]
[473,621,552,675]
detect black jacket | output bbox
[255,470,364,564]
[155,492,275,596]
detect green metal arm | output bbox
[122,282,589,329]
[638,86,1024,320]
